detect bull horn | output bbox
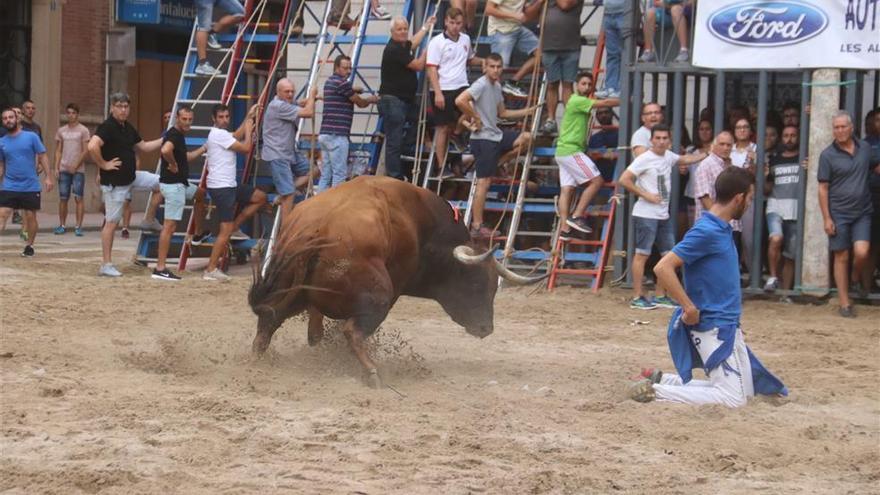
[493,258,549,285]
[453,245,496,265]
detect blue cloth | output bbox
[601,12,626,92]
[317,134,350,192]
[671,212,741,330]
[666,307,788,396]
[0,131,46,192]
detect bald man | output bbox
[261,78,318,217]
[379,15,435,179]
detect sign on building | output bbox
[693,0,880,69]
[117,0,161,24]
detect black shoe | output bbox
[565,216,593,234]
[21,245,34,257]
[11,211,22,224]
[121,228,130,239]
[191,231,211,246]
[559,229,586,242]
[838,305,856,318]
[151,268,181,282]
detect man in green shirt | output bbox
[555,72,619,240]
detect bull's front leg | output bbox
[307,306,325,346]
[342,319,382,389]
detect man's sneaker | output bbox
[652,295,679,309]
[139,218,163,232]
[230,230,250,241]
[470,224,500,239]
[635,368,663,384]
[195,60,220,76]
[99,263,122,277]
[21,245,34,257]
[673,49,689,63]
[370,5,391,19]
[627,378,656,403]
[838,305,856,318]
[630,296,657,310]
[203,268,231,282]
[594,88,610,99]
[121,228,130,239]
[19,228,27,241]
[559,228,586,242]
[541,119,558,135]
[763,276,779,292]
[11,211,22,224]
[74,227,84,237]
[638,50,656,63]
[54,226,66,235]
[152,268,181,282]
[206,33,222,50]
[502,81,528,98]
[329,15,357,31]
[191,231,212,246]
[606,89,620,99]
[439,165,456,180]
[566,216,593,234]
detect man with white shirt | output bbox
[630,102,662,158]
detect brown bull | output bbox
[248,176,544,387]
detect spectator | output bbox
[379,15,435,180]
[639,0,692,64]
[618,123,706,310]
[20,100,42,141]
[782,101,800,129]
[731,117,757,272]
[764,125,801,292]
[693,131,740,249]
[0,107,53,256]
[631,102,662,157]
[318,55,379,193]
[194,0,245,76]
[53,103,90,236]
[455,53,538,238]
[451,0,478,33]
[485,0,544,97]
[726,104,749,133]
[553,72,619,241]
[679,119,712,235]
[587,105,618,182]
[261,78,317,216]
[864,108,880,292]
[152,107,207,282]
[817,111,877,317]
[596,0,626,99]
[329,0,390,27]
[764,124,781,156]
[88,92,164,277]
[540,0,584,135]
[426,7,483,178]
[162,110,172,131]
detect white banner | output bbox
[692,0,880,69]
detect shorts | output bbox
[431,87,467,126]
[58,171,85,200]
[208,184,255,223]
[0,190,41,211]
[471,131,519,179]
[653,3,693,27]
[555,152,601,188]
[633,215,675,256]
[101,184,132,223]
[828,212,872,252]
[195,0,246,31]
[542,50,579,83]
[490,26,539,67]
[766,212,797,260]
[269,153,310,196]
[159,182,199,222]
[125,170,161,200]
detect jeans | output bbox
[602,12,625,92]
[58,171,85,200]
[317,134,350,192]
[195,0,246,31]
[378,95,411,180]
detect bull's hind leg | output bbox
[307,306,325,346]
[342,319,383,389]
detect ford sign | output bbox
[707,1,829,47]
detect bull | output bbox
[248,176,545,387]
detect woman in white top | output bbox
[730,117,758,278]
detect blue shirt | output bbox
[671,212,741,330]
[0,131,46,192]
[319,74,355,136]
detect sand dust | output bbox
[1,234,878,494]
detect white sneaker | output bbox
[673,49,689,63]
[370,5,391,20]
[763,276,779,292]
[638,50,656,63]
[541,119,558,135]
[195,61,220,76]
[206,33,222,50]
[594,88,610,99]
[230,230,250,241]
[203,269,230,282]
[99,263,122,277]
[139,218,163,232]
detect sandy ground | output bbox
[1,232,878,494]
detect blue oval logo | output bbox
[707,1,828,47]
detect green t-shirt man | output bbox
[555,94,595,157]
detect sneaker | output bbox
[636,368,663,384]
[606,89,620,99]
[673,49,689,63]
[203,268,231,282]
[139,218,163,232]
[11,211,21,224]
[152,268,181,282]
[497,118,517,127]
[370,5,391,20]
[541,119,558,135]
[439,165,455,180]
[638,50,656,63]
[838,305,856,318]
[558,228,586,243]
[195,60,220,76]
[99,263,122,277]
[763,276,779,292]
[19,228,27,241]
[121,228,130,240]
[627,378,656,403]
[230,229,250,241]
[594,88,610,99]
[21,245,34,257]
[502,81,528,98]
[630,296,657,310]
[565,216,593,234]
[53,226,66,235]
[470,224,500,239]
[652,295,679,309]
[74,227,83,237]
[191,231,212,246]
[206,33,221,50]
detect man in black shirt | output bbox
[88,92,163,278]
[378,15,434,180]
[152,107,207,281]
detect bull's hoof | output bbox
[365,370,383,389]
[307,334,323,347]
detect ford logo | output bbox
[707,1,828,47]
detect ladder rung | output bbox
[229,94,255,100]
[237,57,273,63]
[178,99,222,105]
[184,73,227,79]
[562,239,603,246]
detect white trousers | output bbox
[653,327,754,408]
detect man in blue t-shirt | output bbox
[628,166,787,407]
[0,108,54,257]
